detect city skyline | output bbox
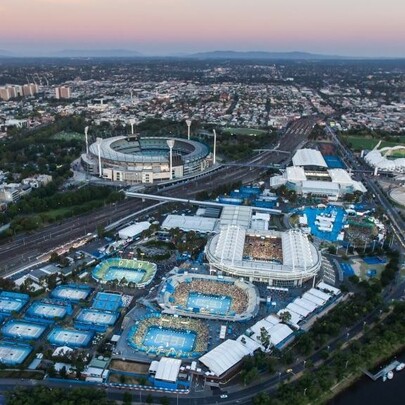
[0,0,404,57]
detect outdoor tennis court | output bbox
[48,328,94,347]
[340,263,355,277]
[30,303,67,319]
[2,320,46,340]
[187,293,231,314]
[76,309,117,326]
[104,267,145,283]
[143,326,196,352]
[0,343,32,365]
[324,155,345,169]
[52,286,90,301]
[363,256,387,265]
[0,299,23,313]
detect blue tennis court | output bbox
[187,293,231,315]
[104,267,146,283]
[324,155,345,168]
[143,327,196,352]
[363,257,386,265]
[340,263,355,277]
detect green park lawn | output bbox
[51,131,83,141]
[222,127,267,136]
[343,135,405,152]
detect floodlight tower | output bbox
[96,137,103,177]
[129,119,135,135]
[167,139,175,180]
[185,119,192,140]
[84,126,89,154]
[213,129,217,165]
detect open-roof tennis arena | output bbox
[158,274,260,321]
[81,136,211,183]
[206,226,322,287]
[92,258,157,287]
[127,314,208,358]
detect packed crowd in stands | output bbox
[128,314,209,355]
[172,279,248,314]
[243,235,283,263]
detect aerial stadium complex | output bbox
[81,135,211,183]
[92,258,157,287]
[158,274,260,321]
[127,314,208,358]
[206,226,321,286]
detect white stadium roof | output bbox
[286,166,307,182]
[220,206,252,228]
[292,149,327,168]
[214,225,245,263]
[161,215,217,233]
[199,339,252,377]
[118,222,151,239]
[207,226,321,283]
[155,357,182,383]
[317,282,341,296]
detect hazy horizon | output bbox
[0,0,404,58]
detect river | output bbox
[328,351,405,405]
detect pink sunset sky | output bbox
[0,0,404,57]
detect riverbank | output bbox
[317,343,405,404]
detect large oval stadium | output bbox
[81,135,211,183]
[206,226,322,287]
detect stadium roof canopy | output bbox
[199,339,252,377]
[220,206,252,228]
[155,357,182,382]
[161,215,217,233]
[292,149,327,168]
[118,221,151,239]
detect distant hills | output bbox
[0,50,13,58]
[187,50,345,60]
[52,49,143,57]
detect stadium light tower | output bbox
[129,119,135,135]
[213,129,217,165]
[167,139,175,180]
[96,137,103,177]
[186,119,192,140]
[84,126,89,155]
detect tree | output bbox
[259,327,271,350]
[160,397,170,405]
[279,311,292,324]
[145,393,154,404]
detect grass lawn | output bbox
[222,127,267,136]
[342,135,405,152]
[51,131,83,141]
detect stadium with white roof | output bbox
[271,148,366,199]
[364,143,405,173]
[206,226,321,286]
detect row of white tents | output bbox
[199,281,341,378]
